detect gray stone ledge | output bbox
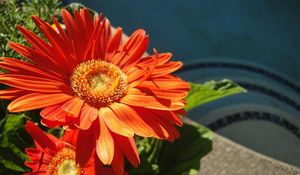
[199,134,300,175]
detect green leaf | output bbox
[185,79,246,111]
[187,169,199,175]
[157,123,213,175]
[0,114,32,173]
[131,123,213,175]
[47,127,64,138]
[128,138,161,175]
[0,147,27,172]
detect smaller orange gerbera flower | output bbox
[24,121,124,175]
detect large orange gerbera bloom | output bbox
[25,121,123,175]
[0,8,189,174]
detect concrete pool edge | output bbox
[199,133,300,175]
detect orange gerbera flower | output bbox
[0,8,189,174]
[24,121,122,175]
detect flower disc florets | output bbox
[47,147,83,175]
[71,60,128,108]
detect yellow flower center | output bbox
[57,160,78,175]
[71,60,128,108]
[47,148,83,175]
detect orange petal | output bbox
[147,99,185,111]
[8,42,64,76]
[16,25,53,57]
[0,61,18,72]
[111,144,124,175]
[76,125,97,167]
[110,103,154,137]
[140,108,180,141]
[40,104,67,122]
[31,16,76,72]
[113,133,140,167]
[96,116,114,165]
[62,9,91,63]
[121,93,184,111]
[62,10,80,47]
[8,93,73,112]
[61,97,84,117]
[15,26,67,72]
[99,107,134,137]
[105,27,123,61]
[0,57,64,82]
[62,129,79,146]
[112,29,148,69]
[145,88,188,101]
[122,35,149,72]
[139,76,190,91]
[40,118,62,128]
[51,16,69,43]
[82,16,102,60]
[0,74,70,93]
[25,148,42,167]
[79,8,94,38]
[156,110,183,127]
[120,29,149,67]
[148,111,180,141]
[133,107,170,139]
[0,88,27,100]
[79,105,98,130]
[137,52,172,67]
[90,18,111,60]
[120,94,152,106]
[25,121,57,151]
[151,61,183,77]
[126,67,148,84]
[74,10,88,42]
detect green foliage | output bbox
[185,79,247,111]
[0,0,61,59]
[158,123,213,175]
[0,114,32,173]
[129,123,213,175]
